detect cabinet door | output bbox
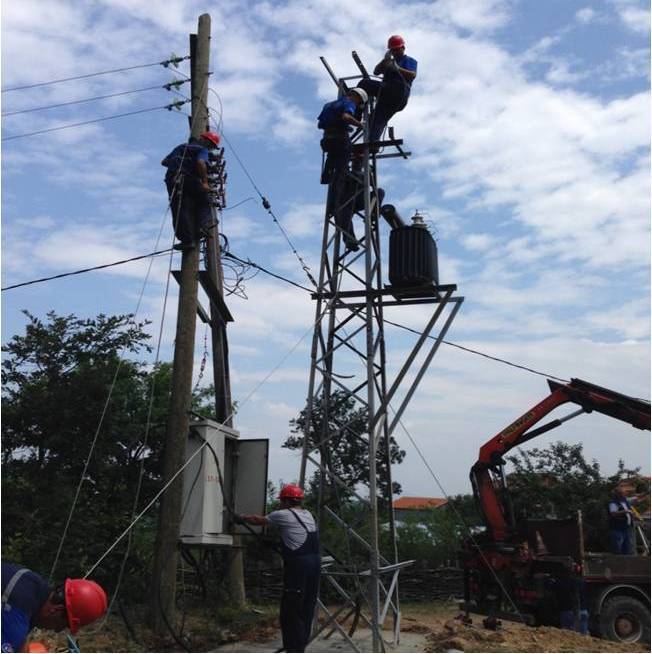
[234,439,269,534]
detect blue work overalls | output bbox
[279,510,320,653]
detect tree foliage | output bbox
[282,390,406,499]
[506,441,649,550]
[1,311,173,596]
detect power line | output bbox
[223,252,314,293]
[208,102,318,289]
[2,242,569,382]
[1,249,173,291]
[1,81,189,117]
[383,318,568,383]
[1,101,188,141]
[1,56,190,93]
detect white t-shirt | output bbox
[267,508,317,551]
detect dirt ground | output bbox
[403,603,648,653]
[27,601,648,652]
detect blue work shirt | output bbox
[163,142,209,180]
[1,563,50,652]
[317,97,356,130]
[384,54,417,88]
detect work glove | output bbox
[233,513,245,525]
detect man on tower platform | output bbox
[238,484,320,653]
[1,562,108,653]
[359,34,417,144]
[318,87,368,185]
[161,131,220,250]
[318,88,368,251]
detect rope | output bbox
[392,411,541,642]
[50,74,208,581]
[84,299,332,579]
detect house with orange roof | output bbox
[393,496,447,522]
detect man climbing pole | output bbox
[359,34,417,144]
[238,485,320,653]
[318,87,368,251]
[1,562,108,652]
[161,131,220,250]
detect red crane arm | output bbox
[471,378,650,542]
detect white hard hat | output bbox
[350,87,368,105]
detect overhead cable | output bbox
[2,244,569,382]
[1,56,190,93]
[383,318,569,383]
[1,101,189,141]
[1,249,173,291]
[49,75,209,582]
[211,113,318,289]
[1,80,189,116]
[223,252,314,293]
[83,298,333,580]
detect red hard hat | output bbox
[279,484,304,500]
[387,35,405,49]
[201,131,221,147]
[64,579,108,634]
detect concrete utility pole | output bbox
[150,13,211,635]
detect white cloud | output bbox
[576,7,599,24]
[462,233,497,252]
[611,0,651,33]
[2,0,649,498]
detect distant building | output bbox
[393,496,447,522]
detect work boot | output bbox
[321,167,332,185]
[344,237,360,252]
[200,221,217,237]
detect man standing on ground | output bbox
[161,131,220,250]
[359,35,417,144]
[238,485,319,653]
[1,562,108,652]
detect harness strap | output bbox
[2,568,29,610]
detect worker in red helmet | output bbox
[238,484,319,653]
[358,34,417,144]
[161,131,220,250]
[317,87,368,251]
[1,562,107,653]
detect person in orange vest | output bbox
[1,562,107,653]
[238,485,319,653]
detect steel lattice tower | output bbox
[299,54,463,652]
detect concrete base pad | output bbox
[215,628,429,652]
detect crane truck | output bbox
[460,378,650,643]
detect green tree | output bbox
[506,441,647,550]
[1,311,172,597]
[282,390,406,498]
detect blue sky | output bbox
[2,0,650,497]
